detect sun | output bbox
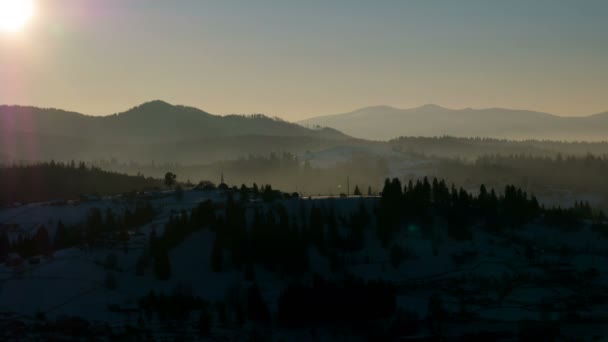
[0,0,34,33]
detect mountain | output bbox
[0,101,354,163]
[299,105,608,141]
[0,100,348,143]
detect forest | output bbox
[390,136,608,160]
[0,161,161,205]
[436,154,608,206]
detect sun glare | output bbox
[0,0,34,33]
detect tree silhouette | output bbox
[211,238,223,272]
[247,284,270,323]
[198,308,212,336]
[164,172,177,188]
[0,232,9,261]
[154,247,172,280]
[427,293,446,338]
[34,225,52,256]
[390,244,406,269]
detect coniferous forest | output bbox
[0,161,161,205]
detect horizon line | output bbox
[1,100,606,121]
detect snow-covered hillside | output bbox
[1,188,607,340]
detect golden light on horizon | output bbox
[0,0,34,33]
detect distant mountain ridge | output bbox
[299,105,608,141]
[0,100,348,144]
[0,100,353,163]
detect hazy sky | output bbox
[1,0,607,119]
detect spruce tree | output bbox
[247,284,270,323]
[198,308,212,335]
[154,248,171,281]
[211,238,223,272]
[34,225,52,256]
[0,232,9,261]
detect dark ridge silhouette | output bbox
[0,101,352,163]
[0,100,350,144]
[300,105,608,141]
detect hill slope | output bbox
[0,101,353,163]
[300,105,608,141]
[0,100,348,143]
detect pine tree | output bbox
[105,208,116,231]
[309,206,325,250]
[211,238,223,272]
[239,184,249,203]
[154,248,172,281]
[327,208,340,248]
[164,172,177,188]
[262,185,274,202]
[198,308,212,335]
[353,185,362,196]
[0,232,9,261]
[390,244,406,269]
[427,293,446,338]
[247,284,270,323]
[34,225,52,256]
[54,220,69,250]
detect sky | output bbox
[0,0,607,120]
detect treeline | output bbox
[79,202,157,245]
[145,188,373,281]
[137,288,208,323]
[93,153,387,196]
[144,177,605,282]
[136,283,270,332]
[0,203,157,260]
[378,177,604,246]
[134,274,395,336]
[0,161,161,205]
[390,136,608,160]
[438,154,608,201]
